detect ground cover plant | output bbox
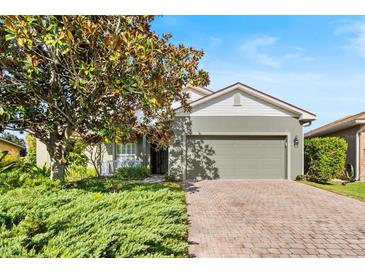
[0,179,187,258]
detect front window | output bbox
[116,142,137,156]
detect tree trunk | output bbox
[46,135,66,181]
[85,143,103,178]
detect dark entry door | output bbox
[150,146,168,174]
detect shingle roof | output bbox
[305,111,365,137]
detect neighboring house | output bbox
[305,111,365,181]
[36,82,316,180]
[0,137,25,156]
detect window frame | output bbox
[115,142,137,158]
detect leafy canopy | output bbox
[0,16,209,147]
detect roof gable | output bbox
[172,86,213,109]
[185,87,212,102]
[184,89,294,117]
[176,82,316,121]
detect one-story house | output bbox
[0,137,25,157]
[305,111,365,181]
[36,82,316,180]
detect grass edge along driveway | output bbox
[301,180,365,202]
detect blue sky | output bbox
[152,16,365,131]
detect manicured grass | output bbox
[0,179,187,258]
[301,180,365,202]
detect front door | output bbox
[151,146,168,174]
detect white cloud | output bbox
[240,35,280,68]
[304,56,316,61]
[209,36,222,46]
[256,53,280,68]
[352,24,365,58]
[283,53,300,60]
[334,21,365,59]
[240,35,309,68]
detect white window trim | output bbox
[115,142,137,159]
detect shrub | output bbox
[25,133,37,164]
[164,172,177,182]
[0,152,19,168]
[115,165,150,180]
[0,151,21,174]
[0,181,187,257]
[66,165,97,181]
[345,163,356,184]
[0,165,59,194]
[304,137,348,183]
[65,139,88,168]
[0,156,57,193]
[295,174,306,181]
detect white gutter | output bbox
[302,121,312,127]
[356,125,365,180]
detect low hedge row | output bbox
[115,165,150,180]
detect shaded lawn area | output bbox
[302,180,365,202]
[0,179,187,258]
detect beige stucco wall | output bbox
[36,139,50,166]
[36,139,114,167]
[0,141,21,156]
[35,139,144,168]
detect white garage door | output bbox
[186,135,287,180]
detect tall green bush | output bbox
[25,133,36,164]
[304,137,348,183]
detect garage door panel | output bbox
[186,135,286,180]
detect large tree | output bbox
[0,16,209,180]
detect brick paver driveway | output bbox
[185,180,365,258]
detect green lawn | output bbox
[301,180,365,202]
[0,179,187,258]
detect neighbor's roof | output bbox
[0,138,25,149]
[305,111,365,138]
[177,82,317,121]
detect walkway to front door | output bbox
[185,180,365,258]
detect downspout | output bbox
[356,125,365,180]
[301,121,312,175]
